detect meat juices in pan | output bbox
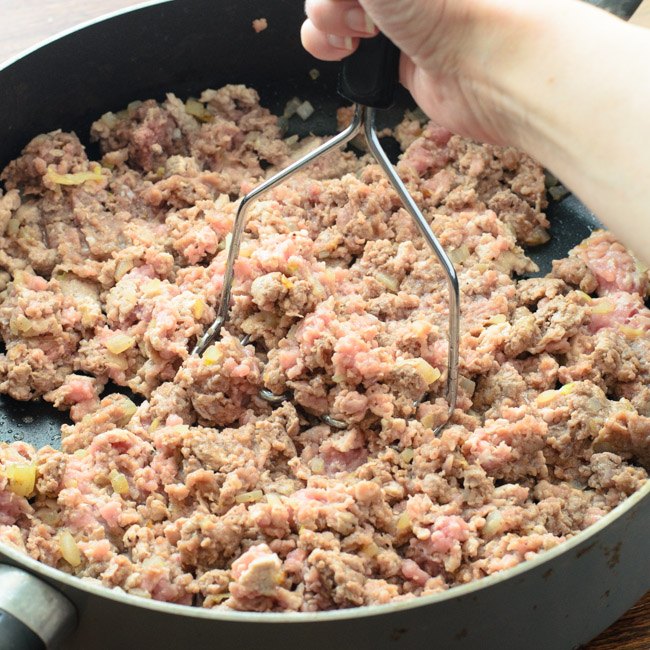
[0,85,648,611]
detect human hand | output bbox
[301,0,526,145]
[302,0,650,265]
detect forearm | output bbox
[475,0,650,257]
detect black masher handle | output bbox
[337,33,400,109]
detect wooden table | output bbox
[1,0,650,648]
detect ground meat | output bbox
[252,18,268,33]
[0,85,647,613]
[551,257,599,294]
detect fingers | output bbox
[302,0,377,60]
[305,0,377,36]
[301,19,360,61]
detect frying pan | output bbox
[0,1,648,649]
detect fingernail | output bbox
[327,34,354,50]
[345,7,375,34]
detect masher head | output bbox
[193,36,460,435]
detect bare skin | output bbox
[301,0,650,262]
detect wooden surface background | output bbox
[1,0,650,648]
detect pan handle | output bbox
[0,565,76,650]
[337,33,400,109]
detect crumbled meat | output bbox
[252,18,268,33]
[0,86,647,613]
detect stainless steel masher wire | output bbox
[193,104,364,357]
[364,107,459,429]
[193,104,460,435]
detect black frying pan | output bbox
[0,2,648,649]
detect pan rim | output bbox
[0,0,171,72]
[2,477,649,623]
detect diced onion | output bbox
[283,97,302,118]
[101,112,118,128]
[488,313,507,325]
[211,592,231,603]
[118,398,138,427]
[281,275,294,290]
[6,218,19,237]
[192,298,206,320]
[266,493,283,506]
[396,512,411,532]
[575,290,592,303]
[105,333,135,355]
[110,471,130,495]
[235,489,263,503]
[549,184,570,202]
[310,458,325,475]
[46,166,103,186]
[202,345,223,366]
[144,278,162,297]
[331,374,347,384]
[9,314,33,335]
[396,358,441,385]
[127,100,143,115]
[459,376,476,396]
[375,272,399,293]
[59,531,82,567]
[185,98,212,122]
[149,417,161,433]
[115,259,134,281]
[589,420,601,434]
[38,509,61,526]
[482,510,503,539]
[106,352,129,371]
[419,413,436,429]
[591,299,615,315]
[296,101,314,120]
[448,244,470,265]
[6,463,36,497]
[400,448,414,463]
[559,382,576,395]
[536,389,557,406]
[73,449,88,458]
[362,542,380,558]
[527,227,551,246]
[618,324,643,339]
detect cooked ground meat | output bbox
[0,86,648,612]
[252,18,268,33]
